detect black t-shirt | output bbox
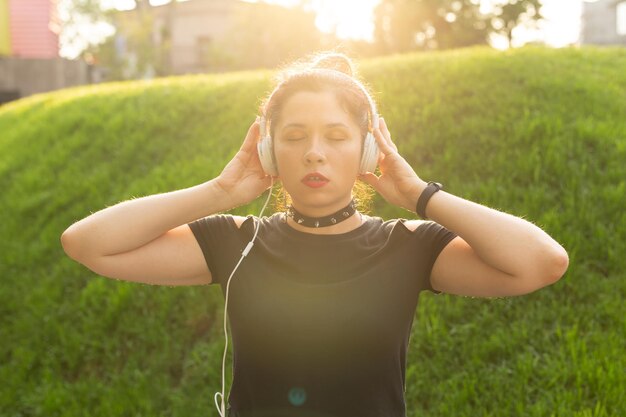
[187,212,458,417]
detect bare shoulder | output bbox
[232,215,249,229]
[402,219,428,232]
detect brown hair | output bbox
[258,51,377,214]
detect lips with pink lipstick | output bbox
[301,172,329,188]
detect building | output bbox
[0,0,93,104]
[581,0,626,46]
[112,0,325,77]
[0,0,60,58]
[114,0,236,76]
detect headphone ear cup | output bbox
[257,120,279,176]
[359,132,380,174]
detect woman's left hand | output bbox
[358,118,427,212]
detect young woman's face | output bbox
[273,90,363,216]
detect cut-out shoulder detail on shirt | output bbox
[232,215,247,229]
[401,219,428,232]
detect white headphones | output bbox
[256,80,381,176]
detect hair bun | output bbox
[309,52,356,78]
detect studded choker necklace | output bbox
[286,199,357,228]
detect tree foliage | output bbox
[78,0,179,80]
[491,0,543,47]
[373,0,544,52]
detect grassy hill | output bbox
[1,45,624,417]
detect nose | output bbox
[303,139,326,165]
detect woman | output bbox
[61,52,569,417]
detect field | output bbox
[0,45,624,416]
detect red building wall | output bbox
[8,0,59,58]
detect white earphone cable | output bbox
[215,176,275,417]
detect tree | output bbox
[60,0,176,80]
[373,0,489,53]
[373,0,544,53]
[59,0,116,59]
[490,0,543,48]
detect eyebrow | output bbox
[281,123,350,131]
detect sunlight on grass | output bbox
[1,45,624,416]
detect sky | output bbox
[60,0,585,59]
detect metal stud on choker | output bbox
[287,199,357,228]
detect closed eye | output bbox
[328,129,349,141]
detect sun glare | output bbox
[309,0,380,41]
[249,0,581,47]
[242,0,378,41]
[61,0,582,59]
[106,0,377,39]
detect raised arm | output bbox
[360,117,569,297]
[60,118,273,286]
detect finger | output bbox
[239,118,261,152]
[261,174,273,189]
[358,172,379,187]
[379,118,398,152]
[373,124,395,156]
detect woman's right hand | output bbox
[214,117,276,209]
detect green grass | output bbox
[1,45,624,416]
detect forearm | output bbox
[417,181,569,279]
[61,178,231,258]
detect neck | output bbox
[288,196,354,218]
[287,199,356,227]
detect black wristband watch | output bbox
[416,181,443,220]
